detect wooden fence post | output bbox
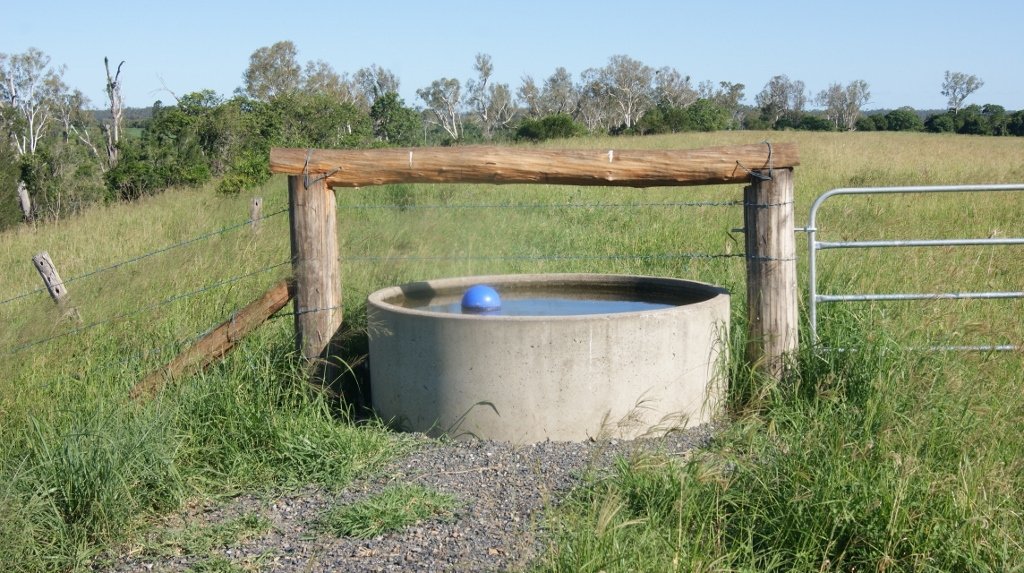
[250,196,263,231]
[32,251,80,321]
[288,174,342,369]
[744,168,799,379]
[32,252,70,305]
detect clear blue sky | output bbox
[4,0,1022,111]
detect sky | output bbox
[4,0,1023,112]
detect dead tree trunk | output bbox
[104,58,125,169]
[17,180,32,222]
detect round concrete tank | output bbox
[367,274,729,443]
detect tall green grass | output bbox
[1,131,1021,571]
[534,314,1023,571]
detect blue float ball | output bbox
[461,284,501,313]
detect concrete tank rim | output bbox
[366,273,730,321]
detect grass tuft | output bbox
[313,484,460,539]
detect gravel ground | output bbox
[100,426,713,572]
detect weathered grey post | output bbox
[744,168,799,379]
[32,252,69,305]
[288,174,342,366]
[32,251,81,321]
[249,196,263,231]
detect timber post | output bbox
[288,174,342,371]
[32,251,69,305]
[744,168,799,379]
[32,251,81,321]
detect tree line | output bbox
[2,42,1021,230]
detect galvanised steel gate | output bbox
[806,184,1024,351]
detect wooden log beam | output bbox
[269,143,798,189]
[131,279,294,401]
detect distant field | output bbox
[1,130,1022,571]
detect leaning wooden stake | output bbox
[32,252,69,305]
[744,168,799,380]
[131,279,294,401]
[32,251,80,321]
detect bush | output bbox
[515,114,585,142]
[925,112,956,133]
[884,107,924,132]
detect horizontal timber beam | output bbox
[269,143,798,189]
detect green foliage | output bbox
[634,100,730,135]
[679,99,730,131]
[17,142,107,219]
[884,107,924,131]
[776,112,834,131]
[956,104,988,135]
[923,104,1014,136]
[313,484,459,538]
[516,114,586,142]
[105,102,212,201]
[1008,110,1024,136]
[0,150,20,228]
[855,114,879,131]
[925,111,956,133]
[370,91,422,146]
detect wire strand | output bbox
[341,252,743,262]
[337,200,742,210]
[5,261,290,356]
[0,207,288,307]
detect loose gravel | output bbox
[100,425,713,572]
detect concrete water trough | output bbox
[367,273,729,443]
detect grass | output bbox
[533,319,1024,571]
[313,484,460,539]
[138,512,272,559]
[0,130,1021,571]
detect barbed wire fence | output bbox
[2,190,750,373]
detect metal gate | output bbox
[806,184,1024,351]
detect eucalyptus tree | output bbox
[816,80,870,131]
[540,67,577,116]
[354,64,400,106]
[517,75,541,117]
[653,66,698,108]
[755,75,806,126]
[588,54,655,130]
[575,67,612,132]
[303,59,361,107]
[466,53,515,139]
[241,40,303,101]
[0,48,66,156]
[416,77,462,140]
[941,71,984,114]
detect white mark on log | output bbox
[608,150,614,163]
[409,151,413,169]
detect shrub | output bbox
[515,114,586,142]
